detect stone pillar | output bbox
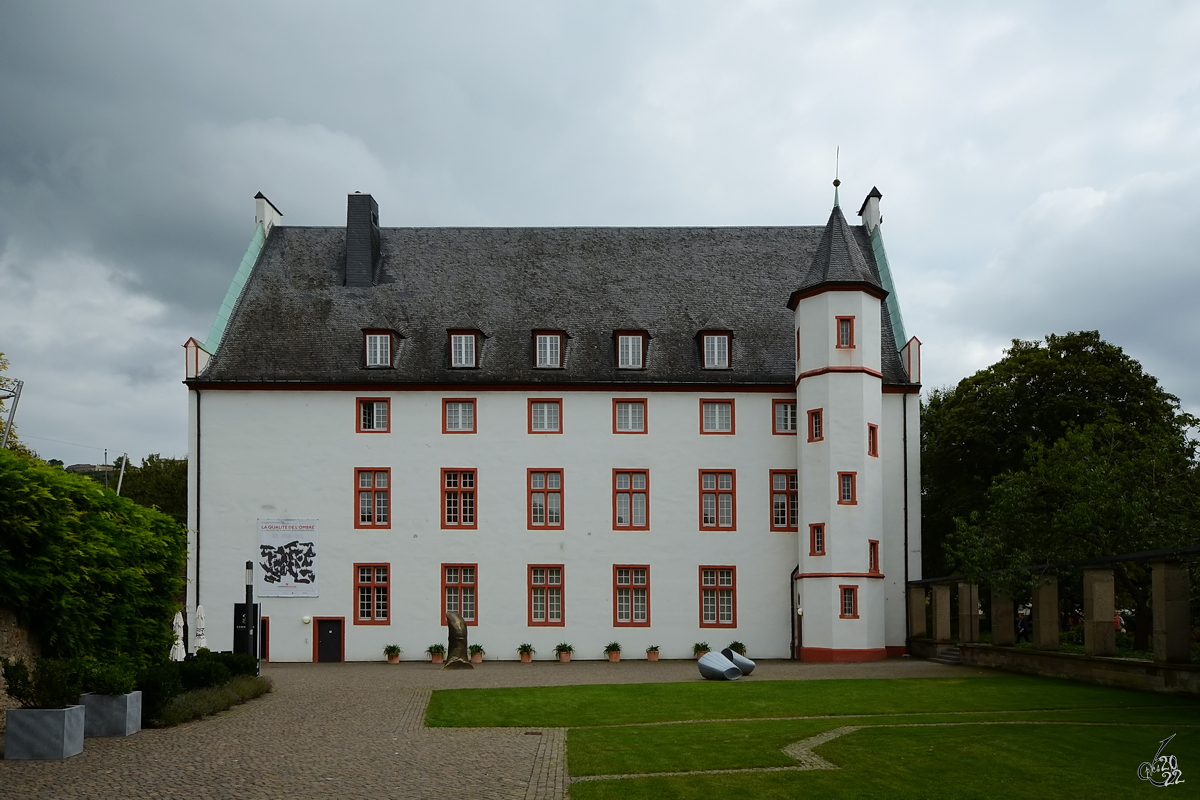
[1152,562,1191,663]
[1031,574,1059,651]
[1082,568,1116,656]
[932,583,952,643]
[957,582,980,643]
[908,586,927,639]
[991,588,1015,646]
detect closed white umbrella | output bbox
[170,611,186,661]
[194,605,207,651]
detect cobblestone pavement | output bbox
[0,658,989,799]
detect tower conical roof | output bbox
[788,204,885,306]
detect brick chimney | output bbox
[346,192,380,287]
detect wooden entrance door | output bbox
[315,618,343,662]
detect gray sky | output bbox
[2,1,1198,465]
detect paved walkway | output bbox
[0,658,991,799]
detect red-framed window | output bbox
[868,423,879,457]
[613,398,648,434]
[699,470,736,530]
[442,564,477,625]
[357,397,390,433]
[835,316,856,349]
[838,472,857,505]
[448,330,479,368]
[613,469,649,530]
[701,331,731,369]
[807,409,824,442]
[613,565,650,626]
[528,565,564,626]
[443,398,476,433]
[528,399,563,433]
[534,331,564,368]
[700,399,735,434]
[354,563,390,625]
[442,469,478,529]
[528,469,564,529]
[796,329,801,361]
[615,331,648,370]
[770,470,798,532]
[363,330,393,367]
[809,523,826,556]
[699,566,736,628]
[773,400,797,435]
[840,585,859,619]
[354,468,390,529]
[868,540,880,574]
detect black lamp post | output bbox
[244,560,257,663]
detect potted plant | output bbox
[554,643,574,663]
[2,657,85,760]
[469,644,485,664]
[426,643,446,664]
[693,642,710,659]
[517,643,536,663]
[727,641,747,656]
[646,644,660,662]
[383,644,402,664]
[80,659,141,738]
[604,641,621,662]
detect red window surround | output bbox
[612,469,649,530]
[613,565,650,627]
[835,316,856,349]
[354,468,390,529]
[773,400,797,435]
[698,470,737,530]
[442,564,478,626]
[700,398,735,434]
[809,523,826,556]
[442,398,476,434]
[353,563,390,625]
[356,397,390,433]
[527,469,564,530]
[868,540,880,574]
[807,409,824,442]
[868,423,879,457]
[528,398,563,434]
[796,328,801,361]
[699,566,737,628]
[837,472,857,505]
[840,585,859,619]
[442,469,478,529]
[612,398,648,434]
[770,470,798,532]
[528,565,564,626]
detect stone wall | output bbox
[960,643,1200,695]
[0,606,39,740]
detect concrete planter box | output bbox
[82,691,142,737]
[5,705,85,760]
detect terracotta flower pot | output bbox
[471,652,483,664]
[607,651,620,662]
[558,652,571,663]
[647,651,659,662]
[520,652,532,663]
[387,654,400,664]
[431,653,444,664]
[695,650,708,660]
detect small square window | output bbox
[613,399,647,433]
[357,398,390,433]
[773,400,797,435]
[529,399,562,433]
[535,333,563,368]
[449,332,477,368]
[702,333,730,369]
[701,400,734,434]
[443,399,476,433]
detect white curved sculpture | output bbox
[721,648,756,675]
[698,651,741,680]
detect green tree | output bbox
[0,351,34,458]
[114,454,188,526]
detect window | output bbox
[443,399,476,433]
[699,470,736,530]
[838,472,857,505]
[836,316,855,349]
[613,565,649,626]
[773,400,797,434]
[535,332,563,368]
[868,424,879,457]
[442,469,477,529]
[449,331,477,368]
[364,331,392,367]
[700,399,734,434]
[357,398,390,433]
[616,332,645,369]
[613,399,647,434]
[613,470,649,530]
[354,564,389,624]
[840,585,859,619]
[354,468,390,529]
[702,333,730,369]
[807,409,823,442]
[796,329,801,361]
[529,399,562,433]
[528,565,564,626]
[442,564,477,625]
[770,470,799,532]
[868,540,880,574]
[809,523,826,556]
[699,567,736,627]
[528,469,564,529]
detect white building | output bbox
[184,187,921,663]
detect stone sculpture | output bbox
[442,611,473,670]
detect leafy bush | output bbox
[137,662,184,721]
[1,657,83,709]
[149,675,273,728]
[178,659,231,691]
[196,649,258,677]
[80,658,137,696]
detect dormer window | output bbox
[616,332,647,370]
[534,332,563,368]
[449,331,478,368]
[363,331,393,368]
[701,332,731,369]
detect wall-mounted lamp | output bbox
[302,615,312,625]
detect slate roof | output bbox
[792,205,883,296]
[196,220,912,387]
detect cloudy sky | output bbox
[1,1,1198,465]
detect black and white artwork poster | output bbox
[257,519,318,597]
